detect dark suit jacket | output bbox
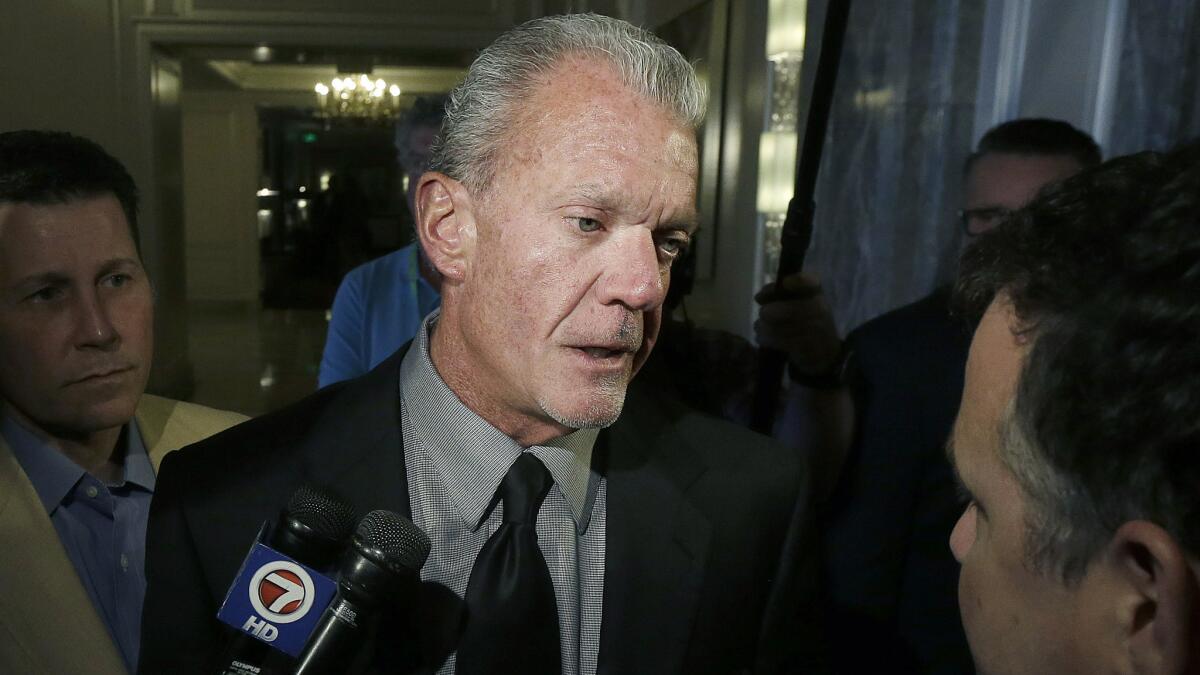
[139,346,825,674]
[822,286,975,674]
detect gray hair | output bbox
[997,400,1107,584]
[429,13,706,193]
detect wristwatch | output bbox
[788,343,854,390]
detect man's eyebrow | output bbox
[9,271,70,289]
[660,215,700,235]
[564,183,700,231]
[565,183,614,207]
[97,257,142,275]
[8,258,141,290]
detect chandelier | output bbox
[314,74,402,123]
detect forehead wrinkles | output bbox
[499,56,694,168]
[664,129,698,173]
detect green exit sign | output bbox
[302,132,319,143]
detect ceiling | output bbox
[205,61,466,94]
[171,43,470,94]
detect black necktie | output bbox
[458,453,562,675]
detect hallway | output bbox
[186,302,328,417]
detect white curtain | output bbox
[1108,0,1200,156]
[801,0,986,333]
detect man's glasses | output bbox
[958,206,1012,236]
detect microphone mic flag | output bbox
[213,485,357,674]
[293,509,432,675]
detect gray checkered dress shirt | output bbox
[400,313,606,675]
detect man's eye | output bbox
[26,287,63,303]
[103,273,131,288]
[572,217,602,233]
[658,235,691,258]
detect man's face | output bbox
[0,195,153,438]
[949,299,1108,674]
[450,57,697,433]
[962,152,1083,236]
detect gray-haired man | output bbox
[141,14,822,675]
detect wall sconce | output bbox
[758,0,808,283]
[757,130,798,215]
[767,0,808,60]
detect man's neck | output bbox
[57,428,126,483]
[428,314,571,447]
[4,405,125,482]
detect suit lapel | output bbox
[300,347,411,520]
[136,393,180,471]
[598,393,711,674]
[0,437,127,675]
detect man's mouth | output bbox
[72,365,135,384]
[580,346,626,359]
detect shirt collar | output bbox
[122,419,156,491]
[2,410,155,515]
[400,311,600,533]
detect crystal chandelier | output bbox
[314,74,402,123]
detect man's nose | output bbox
[74,291,119,350]
[596,230,666,311]
[948,504,976,563]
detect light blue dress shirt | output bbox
[3,412,155,673]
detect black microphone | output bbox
[292,509,432,674]
[214,485,358,675]
[269,485,359,571]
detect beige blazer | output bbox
[0,394,246,675]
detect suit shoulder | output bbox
[167,383,342,465]
[848,287,970,367]
[143,394,248,429]
[629,393,803,499]
[688,411,796,469]
[851,288,953,342]
[625,385,798,472]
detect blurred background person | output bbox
[757,118,1101,674]
[319,95,447,387]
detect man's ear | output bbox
[1106,520,1199,674]
[414,171,476,282]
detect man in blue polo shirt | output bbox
[318,96,446,386]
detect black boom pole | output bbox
[750,0,853,434]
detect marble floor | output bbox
[186,301,330,417]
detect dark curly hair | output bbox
[0,130,141,254]
[955,140,1200,581]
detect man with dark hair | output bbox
[959,118,1101,235]
[318,95,447,387]
[142,14,821,674]
[0,130,245,674]
[760,118,1100,673]
[950,142,1200,674]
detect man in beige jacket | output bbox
[0,130,246,674]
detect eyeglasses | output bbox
[958,206,1013,236]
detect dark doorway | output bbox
[257,108,413,309]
